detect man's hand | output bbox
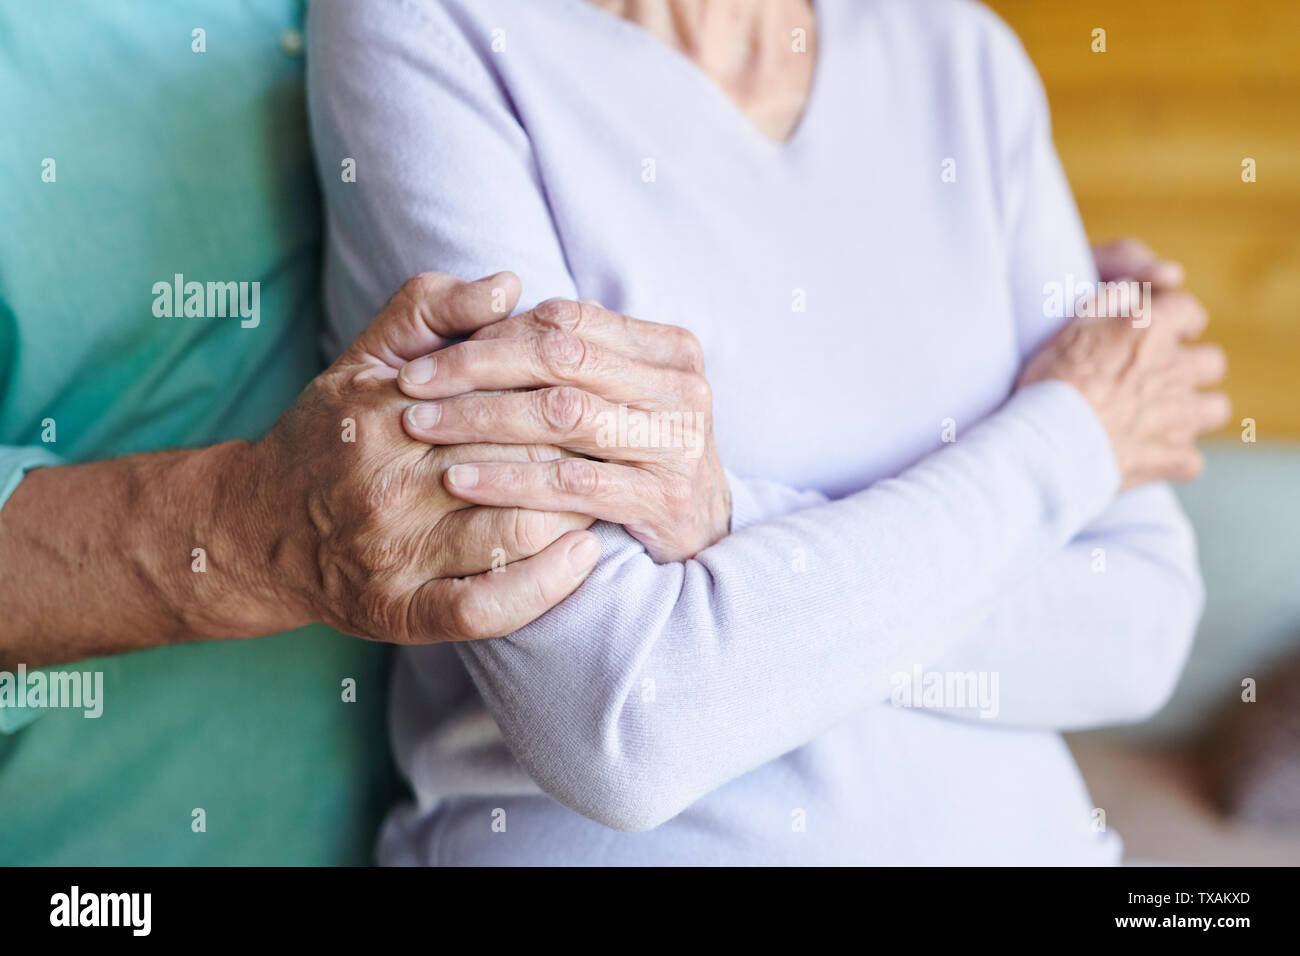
[0,271,601,669]
[250,273,600,644]
[395,298,730,563]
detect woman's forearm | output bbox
[453,381,1124,831]
[730,467,1203,730]
[0,442,298,670]
[932,481,1202,729]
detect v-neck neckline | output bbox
[565,0,831,157]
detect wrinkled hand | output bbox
[396,297,730,562]
[252,272,598,644]
[1019,268,1230,488]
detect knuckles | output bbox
[443,590,493,641]
[509,507,554,557]
[401,271,447,302]
[659,476,695,514]
[674,327,706,373]
[538,330,591,377]
[538,386,591,432]
[683,372,712,410]
[394,272,453,328]
[533,297,586,334]
[556,457,599,495]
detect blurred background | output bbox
[991,0,1299,434]
[989,0,1300,864]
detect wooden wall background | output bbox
[986,0,1299,438]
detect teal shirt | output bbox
[0,0,395,864]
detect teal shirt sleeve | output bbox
[0,444,60,506]
[0,445,62,734]
[0,0,396,866]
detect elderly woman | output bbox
[307,0,1228,864]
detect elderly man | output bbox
[0,0,596,865]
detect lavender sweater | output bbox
[308,0,1202,864]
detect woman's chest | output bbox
[506,9,1023,493]
[545,156,1022,494]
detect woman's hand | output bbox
[396,298,730,563]
[1018,287,1230,488]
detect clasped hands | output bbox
[252,271,728,646]
[252,239,1226,647]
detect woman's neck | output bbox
[591,0,817,142]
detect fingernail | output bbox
[567,534,600,573]
[407,403,441,429]
[447,464,478,488]
[401,355,436,385]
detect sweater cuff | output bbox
[992,379,1122,528]
[723,468,767,533]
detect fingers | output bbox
[1120,388,1227,490]
[1093,238,1184,291]
[1171,343,1228,387]
[1147,290,1210,342]
[1146,390,1232,440]
[403,386,652,460]
[431,505,594,578]
[349,271,522,368]
[397,332,698,406]
[1187,390,1233,433]
[470,298,706,371]
[1123,444,1206,489]
[442,458,650,525]
[406,530,601,642]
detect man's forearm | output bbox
[0,271,609,666]
[0,441,305,669]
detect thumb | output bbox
[411,530,601,642]
[348,271,522,368]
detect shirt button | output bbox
[280,28,304,56]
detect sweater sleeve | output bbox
[723,471,1203,731]
[307,0,581,355]
[921,10,1203,729]
[458,383,1120,830]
